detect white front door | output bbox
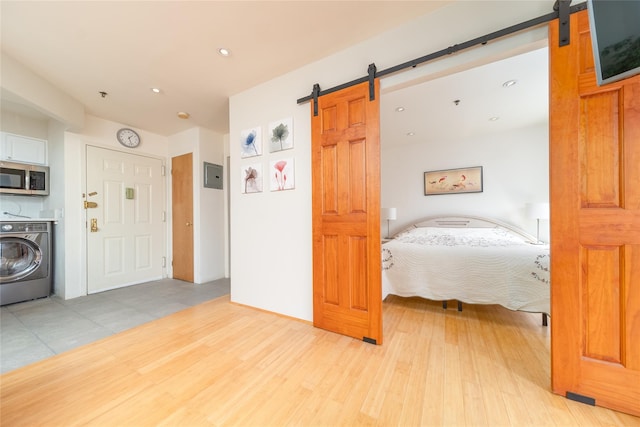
[86,146,165,293]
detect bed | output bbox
[381,216,550,324]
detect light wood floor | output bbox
[1,295,638,426]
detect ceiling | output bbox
[0,0,452,136]
[1,1,547,144]
[380,46,548,148]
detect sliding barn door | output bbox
[549,10,640,416]
[311,81,383,344]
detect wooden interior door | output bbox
[549,10,640,416]
[311,81,382,344]
[171,153,194,282]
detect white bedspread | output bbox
[382,227,550,314]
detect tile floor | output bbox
[0,278,230,374]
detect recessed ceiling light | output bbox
[218,48,231,57]
[406,132,415,136]
[177,112,190,119]
[502,80,517,88]
[150,87,161,94]
[489,116,500,121]
[395,107,405,112]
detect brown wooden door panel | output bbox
[171,153,194,282]
[625,246,640,371]
[320,144,339,214]
[579,87,627,208]
[550,10,640,416]
[347,139,367,212]
[318,234,369,303]
[312,81,382,344]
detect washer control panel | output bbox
[0,222,49,233]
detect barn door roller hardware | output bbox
[312,83,320,117]
[363,336,377,345]
[298,1,587,108]
[368,63,376,101]
[555,0,572,47]
[566,391,596,406]
[308,63,377,117]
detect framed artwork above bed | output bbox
[424,166,483,196]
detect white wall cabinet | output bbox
[0,132,48,165]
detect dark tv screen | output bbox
[587,0,640,86]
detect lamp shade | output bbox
[525,202,549,220]
[382,207,397,221]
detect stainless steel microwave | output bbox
[0,161,49,196]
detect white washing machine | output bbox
[0,221,52,305]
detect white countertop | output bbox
[0,218,58,222]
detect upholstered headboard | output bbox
[394,215,538,243]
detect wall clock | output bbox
[116,128,141,148]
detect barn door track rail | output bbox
[298,0,586,115]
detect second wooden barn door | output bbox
[549,9,640,416]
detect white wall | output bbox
[2,51,229,299]
[0,110,228,300]
[63,115,169,299]
[0,109,49,140]
[230,87,312,320]
[198,128,226,282]
[223,134,230,278]
[1,53,84,130]
[0,109,50,220]
[0,109,68,295]
[46,120,67,297]
[229,1,552,322]
[381,123,549,241]
[168,127,227,283]
[1,51,84,298]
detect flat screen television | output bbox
[587,0,640,86]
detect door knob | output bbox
[186,222,192,227]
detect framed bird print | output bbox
[424,166,483,195]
